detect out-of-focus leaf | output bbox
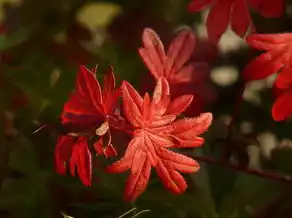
[8,138,39,174]
[50,68,61,88]
[53,31,67,44]
[0,171,54,218]
[4,51,73,119]
[135,174,218,218]
[206,163,237,212]
[0,122,55,217]
[218,173,280,218]
[76,2,122,29]
[0,28,31,51]
[0,0,18,21]
[99,42,144,85]
[271,147,292,175]
[251,189,292,218]
[201,136,238,211]
[188,148,218,218]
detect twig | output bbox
[193,155,292,183]
[131,210,151,218]
[118,208,137,218]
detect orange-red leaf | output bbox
[139,28,214,116]
[69,137,92,186]
[243,47,286,81]
[188,0,284,43]
[250,0,283,18]
[165,29,196,76]
[124,151,152,201]
[231,0,250,37]
[108,78,213,201]
[55,136,75,174]
[206,0,232,44]
[167,94,193,116]
[77,65,102,108]
[272,91,292,121]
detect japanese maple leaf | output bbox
[243,33,292,82]
[188,0,283,44]
[55,136,92,186]
[271,67,292,121]
[139,28,214,116]
[107,77,212,201]
[55,65,123,185]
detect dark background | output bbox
[1,0,292,217]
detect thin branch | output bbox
[193,155,292,183]
[131,210,151,218]
[118,208,137,218]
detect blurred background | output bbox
[1,0,292,217]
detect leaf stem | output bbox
[192,155,292,183]
[131,210,151,218]
[118,208,137,218]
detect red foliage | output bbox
[188,0,284,44]
[55,136,92,186]
[243,33,292,81]
[139,28,215,116]
[55,28,213,200]
[272,67,292,121]
[55,65,124,185]
[242,33,292,121]
[107,77,212,200]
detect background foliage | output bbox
[1,0,292,217]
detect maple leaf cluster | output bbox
[55,28,213,201]
[188,0,292,121]
[188,0,283,43]
[139,28,216,117]
[243,34,292,121]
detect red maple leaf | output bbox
[271,67,292,121]
[242,33,292,120]
[55,65,123,185]
[55,136,92,186]
[187,0,283,44]
[107,77,212,201]
[139,28,214,116]
[243,33,292,82]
